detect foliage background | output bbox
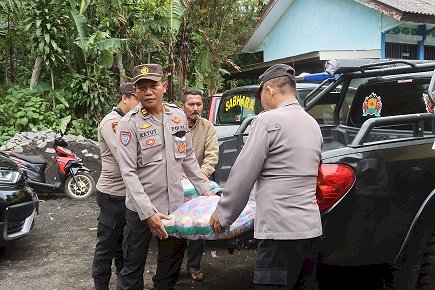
[0,0,266,142]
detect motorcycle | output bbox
[0,135,95,200]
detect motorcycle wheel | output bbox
[65,172,95,200]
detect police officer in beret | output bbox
[92,82,139,290]
[210,64,323,289]
[116,64,214,290]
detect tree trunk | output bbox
[30,55,43,89]
[116,53,126,85]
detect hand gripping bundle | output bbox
[163,195,255,240]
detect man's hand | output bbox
[209,210,223,233]
[146,212,171,240]
[202,190,214,196]
[181,172,187,179]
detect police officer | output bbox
[116,64,213,290]
[210,64,323,289]
[180,89,219,281]
[93,82,139,290]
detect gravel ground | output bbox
[0,194,256,290]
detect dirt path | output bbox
[0,195,256,290]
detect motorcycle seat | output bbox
[13,153,47,165]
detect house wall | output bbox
[258,0,397,61]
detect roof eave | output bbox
[355,0,435,24]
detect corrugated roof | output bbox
[370,0,435,16]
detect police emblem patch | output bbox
[146,138,155,146]
[140,123,153,129]
[362,93,382,117]
[141,108,148,116]
[112,122,118,133]
[172,116,181,124]
[178,143,186,153]
[140,66,149,75]
[120,131,131,146]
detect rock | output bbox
[81,149,88,154]
[45,148,56,154]
[76,135,85,142]
[92,155,99,159]
[45,137,55,143]
[37,142,48,149]
[13,146,24,153]
[85,153,93,157]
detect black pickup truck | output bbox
[216,59,435,289]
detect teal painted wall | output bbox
[258,0,398,61]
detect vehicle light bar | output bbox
[296,73,341,82]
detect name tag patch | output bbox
[139,128,157,138]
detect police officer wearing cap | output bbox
[210,64,323,289]
[93,82,139,290]
[116,64,214,290]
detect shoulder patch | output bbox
[120,131,131,146]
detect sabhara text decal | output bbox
[226,95,255,112]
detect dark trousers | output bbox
[186,239,205,270]
[92,191,126,290]
[117,208,187,290]
[253,238,318,290]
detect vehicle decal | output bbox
[112,122,118,133]
[140,123,153,129]
[178,143,186,153]
[172,116,181,124]
[362,93,382,117]
[146,138,155,146]
[120,131,131,146]
[423,93,434,113]
[225,95,255,112]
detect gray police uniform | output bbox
[92,109,127,290]
[215,98,323,288]
[116,103,209,290]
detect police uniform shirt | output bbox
[116,103,210,221]
[216,99,323,240]
[96,110,126,196]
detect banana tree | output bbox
[68,0,127,119]
[164,0,188,101]
[25,0,69,90]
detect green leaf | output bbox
[59,115,71,134]
[44,33,50,43]
[46,23,51,30]
[99,50,114,68]
[36,19,42,28]
[51,40,58,49]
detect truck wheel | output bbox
[65,172,95,200]
[416,228,435,289]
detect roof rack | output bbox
[325,59,435,75]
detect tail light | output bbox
[316,164,355,213]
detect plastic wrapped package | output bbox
[182,179,221,201]
[163,195,255,240]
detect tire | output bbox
[64,172,95,200]
[416,228,435,289]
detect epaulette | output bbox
[164,102,181,110]
[121,107,139,122]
